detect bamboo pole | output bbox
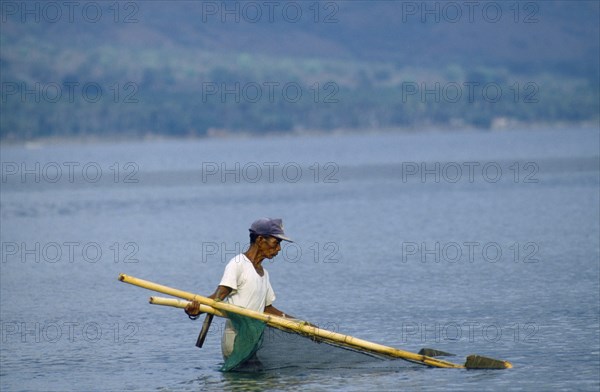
[146,294,512,369]
[149,296,226,317]
[120,273,469,368]
[149,296,188,308]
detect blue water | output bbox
[1,128,599,391]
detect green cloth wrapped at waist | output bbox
[221,312,266,372]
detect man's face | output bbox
[259,236,282,259]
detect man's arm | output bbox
[185,285,232,317]
[265,305,317,328]
[210,285,233,301]
[264,304,295,319]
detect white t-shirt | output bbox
[219,254,276,312]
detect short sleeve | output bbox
[219,257,240,291]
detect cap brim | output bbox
[273,234,293,242]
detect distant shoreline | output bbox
[1,121,597,148]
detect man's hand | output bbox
[185,300,202,319]
[185,286,231,320]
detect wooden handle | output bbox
[196,314,215,348]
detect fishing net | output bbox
[220,313,266,371]
[220,313,408,372]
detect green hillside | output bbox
[1,1,598,140]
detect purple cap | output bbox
[249,218,293,242]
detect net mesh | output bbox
[220,313,266,371]
[221,314,412,372]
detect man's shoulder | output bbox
[225,253,249,266]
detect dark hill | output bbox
[1,0,598,140]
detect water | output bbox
[1,128,599,391]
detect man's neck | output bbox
[244,246,265,268]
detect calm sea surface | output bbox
[1,128,599,391]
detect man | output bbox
[185,218,295,359]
